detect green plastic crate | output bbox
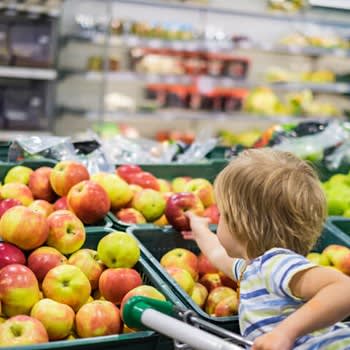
[324,217,350,241]
[0,141,11,162]
[5,227,183,350]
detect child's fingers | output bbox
[181,231,194,240]
[184,211,196,219]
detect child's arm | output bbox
[182,212,235,279]
[253,266,350,350]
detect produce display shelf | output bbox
[0,66,57,81]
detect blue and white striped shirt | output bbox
[233,248,350,349]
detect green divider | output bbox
[324,217,350,241]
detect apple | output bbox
[28,200,54,218]
[165,192,204,231]
[0,264,41,317]
[132,189,166,222]
[4,166,33,185]
[165,266,195,294]
[161,248,198,281]
[218,272,237,290]
[30,298,75,340]
[158,179,172,193]
[120,285,166,321]
[185,179,215,208]
[116,164,142,183]
[322,245,349,263]
[91,172,133,210]
[67,180,111,224]
[0,198,22,218]
[53,196,68,211]
[198,253,219,276]
[191,283,208,308]
[28,246,67,283]
[307,252,323,265]
[68,249,105,290]
[129,184,143,194]
[0,315,48,346]
[99,268,142,304]
[0,242,26,269]
[47,210,86,254]
[214,294,238,317]
[0,183,33,206]
[97,231,140,268]
[153,214,169,226]
[0,206,49,250]
[75,300,121,338]
[200,273,223,292]
[203,204,220,225]
[205,287,237,315]
[129,172,160,191]
[172,177,192,193]
[116,208,146,224]
[28,167,56,202]
[50,161,90,197]
[42,264,91,312]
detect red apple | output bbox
[165,192,204,231]
[28,246,67,283]
[0,198,22,218]
[28,200,54,218]
[185,178,215,208]
[116,165,142,183]
[67,180,111,225]
[129,172,160,191]
[53,196,68,211]
[75,300,121,338]
[0,206,49,250]
[191,283,208,308]
[214,294,238,317]
[0,264,41,317]
[165,266,195,294]
[47,210,86,255]
[116,208,146,224]
[0,183,33,206]
[198,253,219,276]
[50,161,90,197]
[203,204,220,225]
[0,242,26,269]
[28,167,56,202]
[0,315,48,346]
[99,268,142,305]
[200,273,223,292]
[218,272,237,290]
[205,287,237,315]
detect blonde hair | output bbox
[215,149,327,259]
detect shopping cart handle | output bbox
[123,296,176,329]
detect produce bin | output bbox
[127,222,350,332]
[0,141,11,162]
[3,227,184,350]
[324,217,350,241]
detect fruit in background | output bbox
[203,204,220,225]
[0,264,41,317]
[91,172,133,210]
[28,200,54,218]
[158,179,172,193]
[129,172,160,191]
[116,164,142,183]
[30,299,74,340]
[153,214,169,226]
[0,183,33,206]
[214,294,239,317]
[162,191,174,202]
[244,87,280,115]
[160,248,198,281]
[120,285,166,320]
[4,166,33,185]
[326,191,349,216]
[172,177,192,193]
[200,273,224,292]
[165,192,204,231]
[28,246,67,283]
[53,196,68,211]
[218,272,237,290]
[129,184,143,194]
[191,283,208,308]
[323,245,350,274]
[67,180,111,224]
[132,189,166,221]
[307,252,325,265]
[0,242,26,269]
[165,266,195,294]
[198,253,219,276]
[68,249,105,290]
[0,206,49,250]
[205,287,237,315]
[97,231,140,268]
[0,198,22,218]
[42,264,91,312]
[75,300,121,338]
[99,268,142,304]
[50,161,90,197]
[47,210,86,254]
[185,179,215,208]
[28,167,56,202]
[0,315,48,346]
[116,208,146,224]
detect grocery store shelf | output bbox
[0,130,52,142]
[0,67,57,80]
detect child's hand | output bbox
[181,211,210,241]
[252,330,295,350]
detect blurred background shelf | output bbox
[0,66,57,80]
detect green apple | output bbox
[97,231,140,268]
[306,252,322,265]
[132,189,165,221]
[4,166,33,185]
[185,178,215,208]
[328,174,349,187]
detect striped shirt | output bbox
[233,248,350,349]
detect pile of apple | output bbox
[307,244,350,275]
[115,164,219,230]
[159,248,238,317]
[0,220,167,347]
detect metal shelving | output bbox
[0,66,57,80]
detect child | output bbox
[183,149,350,350]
